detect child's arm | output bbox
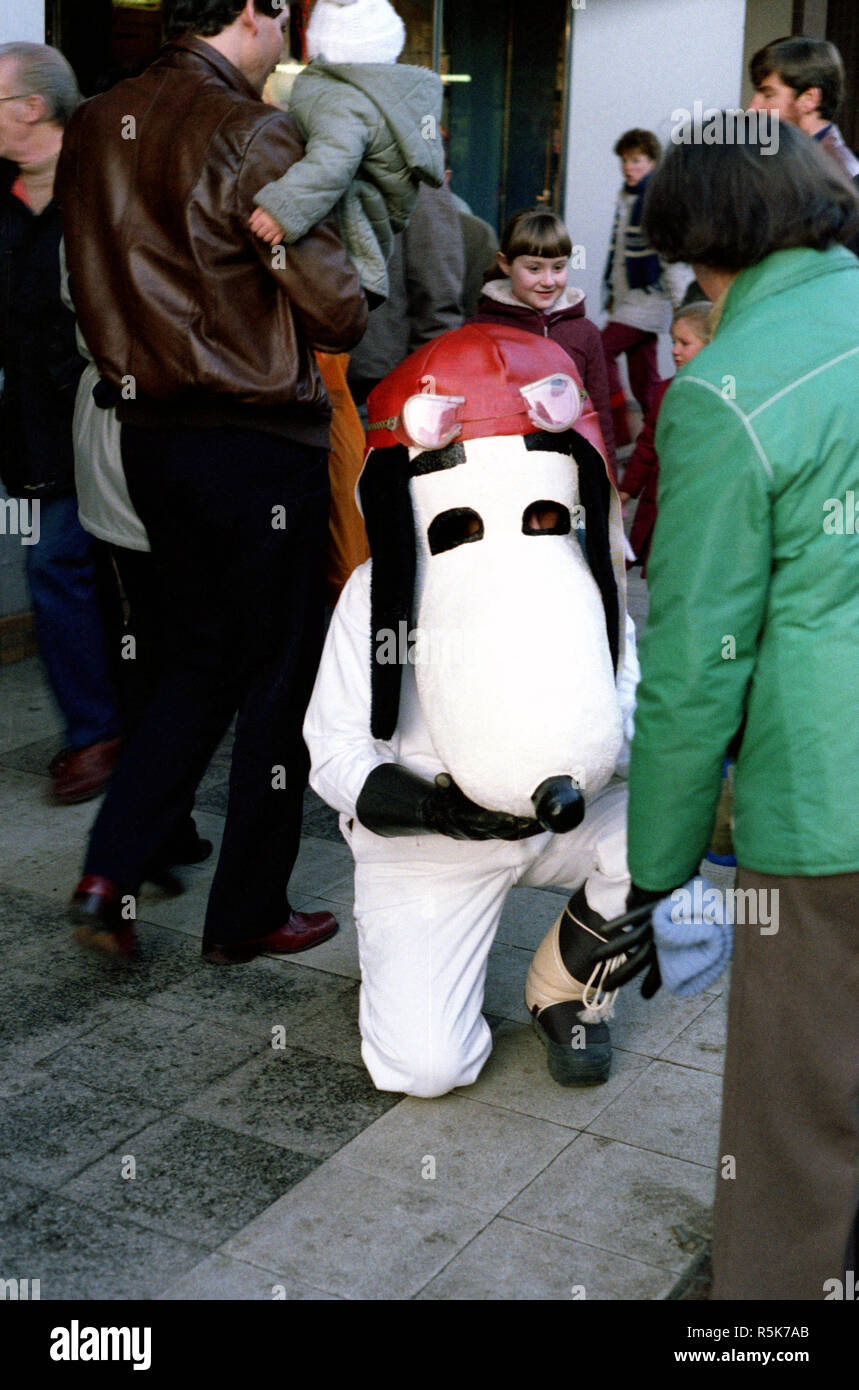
[251,84,375,246]
[249,208,286,245]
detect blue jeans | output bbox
[25,495,121,749]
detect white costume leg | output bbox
[518,780,631,1083]
[519,778,630,917]
[346,822,524,1098]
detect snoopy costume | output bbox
[304,325,639,1097]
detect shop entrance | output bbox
[46,1,571,232]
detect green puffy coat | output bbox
[627,244,859,889]
[255,61,444,301]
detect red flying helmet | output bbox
[365,323,609,463]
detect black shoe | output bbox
[531,1001,612,1086]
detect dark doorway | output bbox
[443,0,570,232]
[46,1,163,94]
[826,0,859,154]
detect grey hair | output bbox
[0,42,81,127]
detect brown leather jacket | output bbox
[56,36,367,443]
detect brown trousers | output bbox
[712,868,859,1300]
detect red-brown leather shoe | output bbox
[52,737,124,805]
[201,909,339,965]
[69,875,139,959]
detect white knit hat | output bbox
[306,0,406,65]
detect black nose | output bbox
[532,776,585,833]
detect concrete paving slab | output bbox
[158,1252,341,1300]
[332,1092,577,1215]
[58,1115,318,1248]
[0,1174,53,1222]
[35,1001,266,1110]
[5,902,210,1013]
[608,981,713,1057]
[416,1214,676,1301]
[181,1046,399,1160]
[455,1019,651,1128]
[0,732,63,776]
[0,768,95,898]
[0,1189,208,1300]
[147,954,354,1039]
[193,758,230,815]
[482,940,534,1023]
[297,869,357,908]
[0,1075,162,1187]
[0,660,62,755]
[587,1059,723,1168]
[293,981,364,1069]
[493,884,568,953]
[286,835,354,902]
[220,1155,491,1299]
[504,1132,713,1274]
[658,994,728,1074]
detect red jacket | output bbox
[471,281,617,477]
[619,376,671,571]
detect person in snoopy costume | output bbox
[304,323,640,1097]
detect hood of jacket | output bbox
[478,278,587,319]
[295,60,444,184]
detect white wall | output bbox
[564,0,747,375]
[0,2,44,44]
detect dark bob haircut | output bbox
[750,35,844,122]
[499,208,572,262]
[165,0,283,39]
[642,115,859,269]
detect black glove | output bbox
[355,763,543,841]
[589,884,668,999]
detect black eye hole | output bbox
[522,501,571,535]
[428,507,484,555]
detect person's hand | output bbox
[591,887,663,998]
[650,877,733,995]
[249,207,285,246]
[592,876,734,999]
[427,773,543,841]
[355,763,542,842]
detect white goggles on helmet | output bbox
[389,374,585,452]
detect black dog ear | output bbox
[358,446,416,741]
[526,429,621,672]
[572,437,620,673]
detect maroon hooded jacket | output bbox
[471,279,617,478]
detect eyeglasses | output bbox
[0,94,31,102]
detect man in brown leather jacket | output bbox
[57,0,368,962]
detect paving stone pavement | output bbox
[0,565,728,1300]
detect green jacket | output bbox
[627,245,859,888]
[255,61,444,300]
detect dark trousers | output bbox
[712,868,859,1300]
[25,495,122,749]
[600,321,660,415]
[84,425,330,946]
